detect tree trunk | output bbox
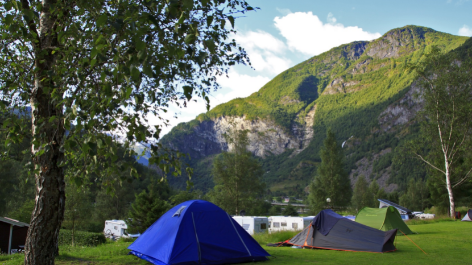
[24,147,65,264]
[24,1,65,263]
[445,164,455,219]
[72,218,75,247]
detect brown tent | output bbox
[0,217,29,254]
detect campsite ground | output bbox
[1,219,470,264]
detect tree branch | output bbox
[415,152,446,174]
[20,0,40,49]
[453,167,472,188]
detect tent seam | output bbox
[191,212,202,264]
[227,213,252,257]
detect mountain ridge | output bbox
[160,25,470,195]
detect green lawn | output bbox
[1,220,471,265]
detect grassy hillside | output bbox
[161,26,470,195]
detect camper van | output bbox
[231,216,268,235]
[268,216,314,233]
[103,220,140,239]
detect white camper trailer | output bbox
[103,220,140,239]
[268,216,314,233]
[231,216,268,235]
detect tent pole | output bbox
[8,224,13,255]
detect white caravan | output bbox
[268,216,314,233]
[103,220,140,239]
[232,216,269,235]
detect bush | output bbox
[252,230,299,245]
[454,206,469,219]
[58,229,106,247]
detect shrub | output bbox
[252,230,299,245]
[58,229,106,247]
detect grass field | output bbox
[1,219,470,265]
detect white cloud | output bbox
[149,71,271,137]
[234,30,292,74]
[327,12,337,24]
[276,7,291,16]
[458,25,472,36]
[274,12,381,56]
[214,70,271,104]
[450,0,470,4]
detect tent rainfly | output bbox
[128,200,270,265]
[462,210,472,221]
[356,206,414,235]
[287,209,397,253]
[0,217,29,254]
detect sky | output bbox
[154,0,472,138]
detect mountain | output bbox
[160,26,470,196]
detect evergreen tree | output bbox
[268,205,282,216]
[63,183,91,246]
[400,179,430,211]
[210,127,265,215]
[308,129,352,213]
[351,176,372,211]
[127,181,171,233]
[282,203,299,216]
[369,180,387,208]
[169,190,201,207]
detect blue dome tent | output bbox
[128,200,270,265]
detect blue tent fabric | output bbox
[312,209,342,236]
[128,200,270,265]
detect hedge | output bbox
[58,229,106,247]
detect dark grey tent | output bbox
[287,210,397,253]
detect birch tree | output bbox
[408,46,472,218]
[0,0,253,263]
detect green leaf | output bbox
[135,40,146,51]
[183,86,193,101]
[91,48,98,59]
[143,63,153,76]
[184,34,196,44]
[228,16,234,28]
[97,13,108,27]
[126,86,133,98]
[5,14,14,25]
[206,16,213,27]
[205,40,216,54]
[131,66,140,81]
[97,139,103,148]
[182,0,193,10]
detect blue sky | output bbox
[155,0,472,137]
